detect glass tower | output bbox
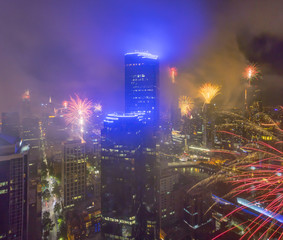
[101,113,143,239]
[125,52,159,126]
[0,134,29,240]
[125,52,160,239]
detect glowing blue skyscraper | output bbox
[125,52,160,239]
[125,52,159,126]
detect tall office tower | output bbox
[125,52,160,239]
[244,75,263,117]
[170,68,181,130]
[101,113,143,239]
[62,139,86,209]
[1,112,20,138]
[159,169,182,228]
[0,134,29,240]
[22,117,41,174]
[21,117,42,240]
[202,104,215,148]
[125,52,159,125]
[21,90,31,118]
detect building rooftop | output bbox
[125,51,158,60]
[104,113,143,124]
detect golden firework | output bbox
[199,83,221,104]
[179,96,194,116]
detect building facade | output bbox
[0,134,29,240]
[21,117,42,240]
[62,140,86,209]
[101,113,143,239]
[125,52,159,126]
[125,52,160,239]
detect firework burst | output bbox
[243,64,260,83]
[65,94,93,133]
[179,96,194,116]
[199,83,221,104]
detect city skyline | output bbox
[0,1,283,114]
[0,2,282,240]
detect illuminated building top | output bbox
[105,113,143,124]
[125,51,158,60]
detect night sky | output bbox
[0,0,282,114]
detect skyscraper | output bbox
[202,104,215,148]
[101,113,143,239]
[22,117,42,240]
[21,90,31,118]
[125,52,160,239]
[125,52,159,126]
[62,139,86,209]
[0,134,29,240]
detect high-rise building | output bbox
[0,134,29,240]
[62,139,86,209]
[202,104,215,148]
[245,76,263,116]
[101,113,143,239]
[159,169,182,227]
[125,52,160,239]
[21,117,42,240]
[1,112,20,139]
[22,117,41,176]
[21,90,31,118]
[125,52,159,126]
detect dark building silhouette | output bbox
[101,113,143,239]
[0,134,29,240]
[1,112,20,139]
[21,90,32,118]
[245,76,263,117]
[21,117,42,240]
[184,188,213,240]
[202,104,215,148]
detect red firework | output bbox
[214,131,283,239]
[243,64,260,83]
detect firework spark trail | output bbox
[178,96,194,116]
[225,152,283,238]
[65,94,93,135]
[211,221,249,240]
[254,112,283,134]
[217,121,279,142]
[169,67,177,84]
[191,128,283,239]
[199,83,221,104]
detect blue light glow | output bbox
[237,198,283,223]
[125,52,158,60]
